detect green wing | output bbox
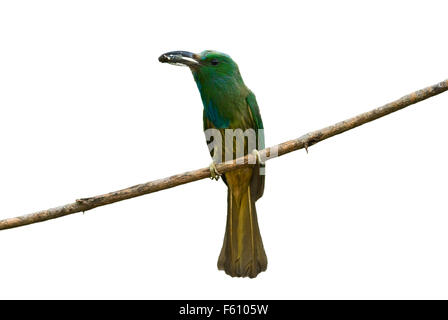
[246,90,265,201]
[246,91,264,150]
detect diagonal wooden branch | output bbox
[1,79,447,231]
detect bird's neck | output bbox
[192,73,248,128]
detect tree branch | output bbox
[1,79,447,231]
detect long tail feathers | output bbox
[217,186,267,278]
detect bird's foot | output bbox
[251,149,264,165]
[209,161,221,181]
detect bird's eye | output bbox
[210,59,219,66]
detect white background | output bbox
[0,0,447,299]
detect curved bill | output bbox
[158,51,200,67]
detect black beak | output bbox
[158,51,200,67]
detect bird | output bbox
[159,50,267,278]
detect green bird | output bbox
[159,50,267,278]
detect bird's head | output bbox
[159,50,244,88]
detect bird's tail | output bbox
[217,185,267,278]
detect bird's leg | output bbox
[251,149,264,165]
[209,161,221,181]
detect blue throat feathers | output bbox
[193,73,230,129]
